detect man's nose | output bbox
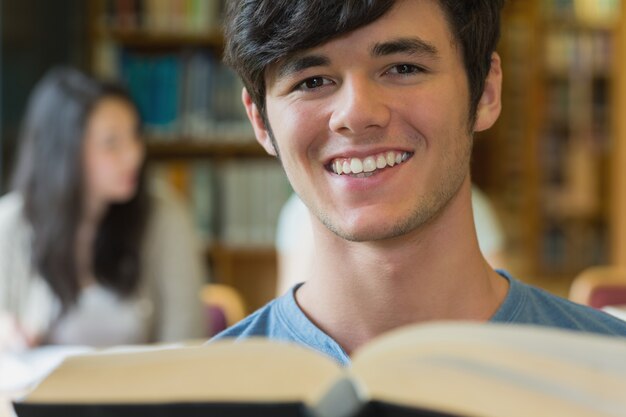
[328,75,391,136]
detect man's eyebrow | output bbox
[272,38,437,82]
[275,54,331,81]
[371,38,439,58]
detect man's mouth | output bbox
[326,151,413,178]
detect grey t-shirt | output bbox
[211,271,626,365]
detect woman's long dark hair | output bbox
[11,67,150,311]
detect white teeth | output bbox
[334,160,342,175]
[331,151,411,176]
[376,155,387,169]
[363,156,376,173]
[386,152,396,167]
[350,158,363,174]
[342,160,352,175]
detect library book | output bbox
[12,322,626,417]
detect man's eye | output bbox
[389,64,423,75]
[297,77,329,90]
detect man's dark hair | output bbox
[224,0,505,127]
[11,67,149,311]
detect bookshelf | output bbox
[612,1,626,267]
[146,141,271,159]
[100,29,223,48]
[489,0,622,279]
[89,0,626,305]
[88,0,290,312]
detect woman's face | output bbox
[83,96,145,205]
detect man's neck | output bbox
[294,185,509,355]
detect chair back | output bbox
[569,266,626,309]
[201,284,247,336]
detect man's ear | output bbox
[474,52,503,132]
[242,88,277,156]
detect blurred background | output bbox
[1,0,625,312]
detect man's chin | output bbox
[324,221,417,243]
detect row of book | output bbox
[544,30,613,76]
[543,80,609,143]
[496,15,536,254]
[99,0,224,34]
[540,219,608,272]
[537,10,613,275]
[496,2,614,276]
[150,159,291,247]
[117,49,251,141]
[541,0,620,25]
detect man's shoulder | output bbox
[498,273,626,337]
[207,285,351,365]
[210,300,281,341]
[208,287,309,342]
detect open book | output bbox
[12,322,626,417]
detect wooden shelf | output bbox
[207,244,278,312]
[544,70,611,80]
[208,244,276,259]
[540,15,618,31]
[146,141,273,159]
[491,0,619,277]
[611,2,626,266]
[97,28,224,49]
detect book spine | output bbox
[191,161,216,245]
[116,49,249,141]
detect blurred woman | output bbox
[0,67,205,350]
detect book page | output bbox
[0,345,93,397]
[350,322,626,417]
[22,339,344,406]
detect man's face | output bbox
[246,0,501,242]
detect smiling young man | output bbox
[212,0,626,364]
